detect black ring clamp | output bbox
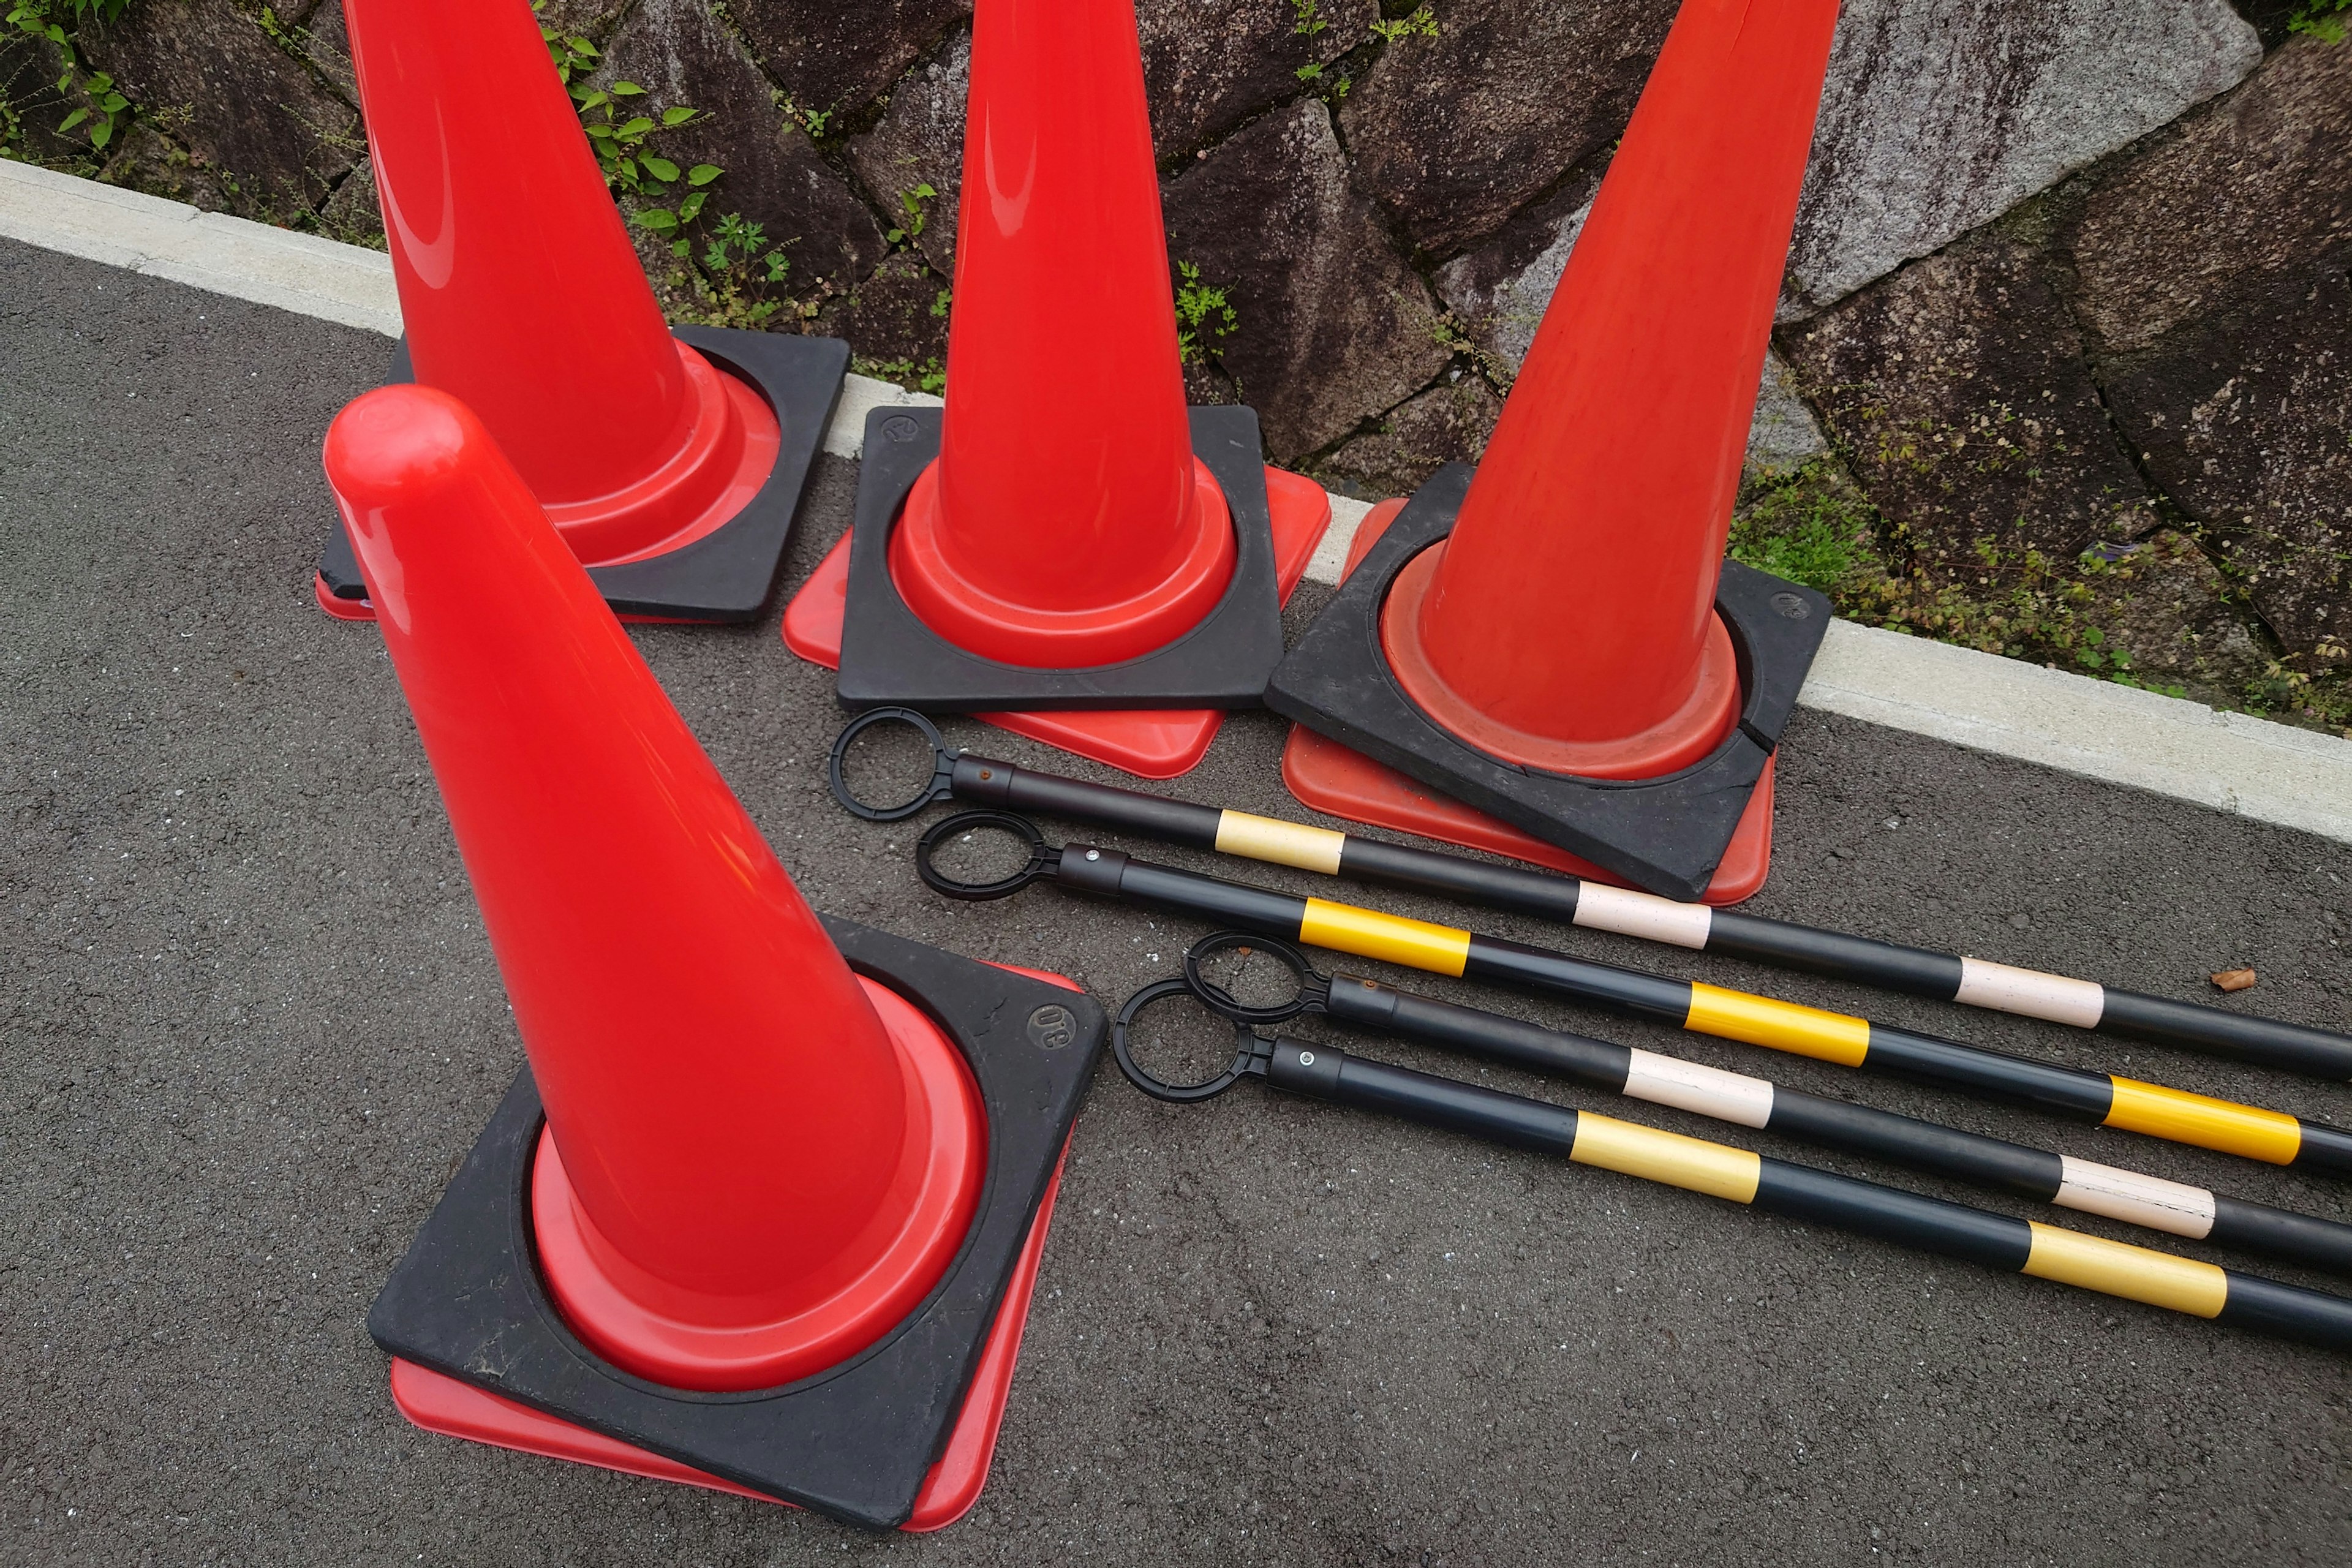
[1111,978,1270,1103]
[915,810,1057,901]
[1179,932,1329,1025]
[829,707,960,822]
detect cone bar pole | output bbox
[338,0,779,569]
[914,813,2352,1177]
[331,385,982,1394]
[887,0,1233,666]
[1387,0,1841,775]
[1163,932,2352,1277]
[831,710,2352,1080]
[1112,984,2352,1352]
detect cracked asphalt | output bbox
[4,236,2351,1566]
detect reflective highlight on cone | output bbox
[887,0,1234,666]
[344,0,777,561]
[326,385,981,1391]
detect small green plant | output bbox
[628,154,723,236]
[885,183,936,247]
[703,212,788,284]
[541,18,600,84]
[665,211,801,331]
[49,64,121,148]
[856,355,947,396]
[2241,640,2352,729]
[1291,0,1349,86]
[1728,460,1872,595]
[1173,260,1237,366]
[1369,5,1439,43]
[6,0,133,153]
[2287,0,2348,42]
[1426,312,1515,393]
[532,3,719,236]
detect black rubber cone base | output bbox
[1264,466,1831,902]
[317,326,848,622]
[365,916,1105,1531]
[833,405,1285,710]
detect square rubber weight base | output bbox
[797,406,1299,751]
[783,417,1330,778]
[1264,466,1830,903]
[315,326,848,624]
[383,1145,1065,1531]
[1281,725,1776,905]
[366,917,1104,1531]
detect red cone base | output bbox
[540,346,780,565]
[1280,497,1773,903]
[388,1148,1068,1531]
[1379,541,1743,778]
[532,974,984,1392]
[891,458,1239,669]
[316,571,713,627]
[785,466,1332,777]
[1283,724,1775,905]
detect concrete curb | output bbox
[1801,622,2352,843]
[7,157,2348,845]
[0,157,401,336]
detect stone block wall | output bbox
[5,0,2346,720]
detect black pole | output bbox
[1253,1037,2352,1353]
[874,720,2352,1079]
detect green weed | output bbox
[4,0,131,153]
[2288,0,2348,42]
[1728,461,1872,595]
[1174,260,1237,366]
[854,355,946,396]
[1369,6,1438,43]
[885,183,935,247]
[663,211,794,331]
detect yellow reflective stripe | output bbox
[2022,1223,2228,1318]
[1569,1113,1762,1203]
[1215,811,1348,875]
[1683,983,1871,1068]
[2101,1078,2304,1165]
[1297,899,1471,976]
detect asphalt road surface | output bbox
[4,236,2350,1566]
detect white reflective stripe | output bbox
[1954,957,2107,1028]
[1621,1049,1775,1129]
[1214,811,1346,875]
[1571,883,1714,949]
[2055,1156,2216,1238]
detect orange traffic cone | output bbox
[1268,0,1843,902]
[313,0,847,625]
[780,0,1330,778]
[339,383,1100,1528]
